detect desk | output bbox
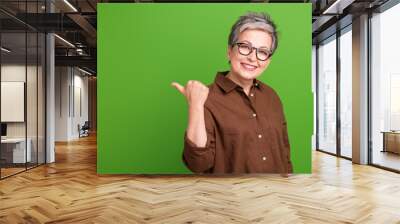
[381,131,400,154]
[1,138,32,163]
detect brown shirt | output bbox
[182,71,293,174]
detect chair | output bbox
[78,121,90,138]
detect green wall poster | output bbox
[98,3,312,174]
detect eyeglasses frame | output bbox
[234,42,272,61]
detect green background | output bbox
[98,3,312,174]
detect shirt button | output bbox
[252,113,257,117]
[258,134,262,138]
[262,156,266,161]
[250,93,254,97]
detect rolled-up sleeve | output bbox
[182,107,216,173]
[282,118,293,173]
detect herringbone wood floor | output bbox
[1,134,400,224]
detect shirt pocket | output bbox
[218,115,254,135]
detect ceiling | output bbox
[0,0,391,75]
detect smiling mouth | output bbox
[241,63,257,71]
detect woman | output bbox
[172,12,292,175]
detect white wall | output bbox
[72,72,89,138]
[1,82,25,122]
[55,67,89,141]
[55,66,70,141]
[1,65,26,132]
[1,63,46,164]
[1,65,41,137]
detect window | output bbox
[370,2,400,171]
[339,27,352,158]
[317,35,337,154]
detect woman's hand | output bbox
[171,80,209,108]
[171,80,209,148]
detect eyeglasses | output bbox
[234,42,272,61]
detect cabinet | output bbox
[382,131,400,154]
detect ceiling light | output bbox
[322,0,354,15]
[1,47,11,53]
[78,67,93,76]
[54,34,75,48]
[63,0,78,12]
[76,48,84,55]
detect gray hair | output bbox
[228,12,278,56]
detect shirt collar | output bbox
[215,71,262,93]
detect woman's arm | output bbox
[172,81,216,173]
[186,105,208,147]
[172,80,209,147]
[182,106,216,173]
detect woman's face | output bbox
[227,29,273,81]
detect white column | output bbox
[352,14,369,164]
[45,1,55,163]
[46,32,55,163]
